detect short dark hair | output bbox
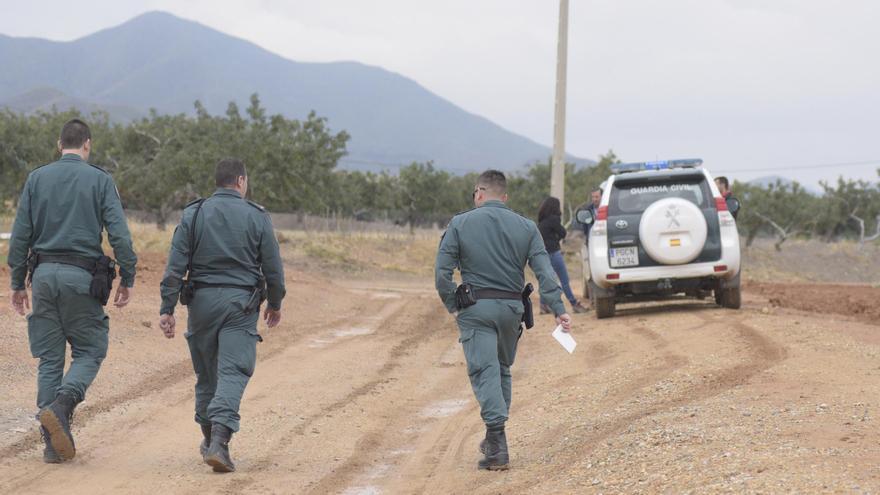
[215,158,247,187]
[477,169,506,195]
[715,176,730,189]
[538,196,561,222]
[592,187,603,195]
[60,119,91,149]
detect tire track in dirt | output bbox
[336,311,702,494]
[0,301,373,463]
[500,309,788,493]
[0,291,408,494]
[584,314,786,445]
[217,298,450,495]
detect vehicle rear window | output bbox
[610,178,709,215]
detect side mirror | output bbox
[576,209,594,225]
[726,198,740,214]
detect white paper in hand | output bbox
[551,325,576,354]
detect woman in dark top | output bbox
[537,197,588,314]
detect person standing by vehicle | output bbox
[715,176,740,219]
[158,158,285,473]
[537,197,588,314]
[7,119,138,463]
[580,188,602,240]
[435,170,573,471]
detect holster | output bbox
[454,283,478,310]
[243,277,268,315]
[89,256,117,306]
[179,279,195,306]
[521,283,534,329]
[26,252,38,287]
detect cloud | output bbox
[1,0,877,185]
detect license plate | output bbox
[609,246,639,268]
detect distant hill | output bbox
[1,87,143,121]
[0,12,591,173]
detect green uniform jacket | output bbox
[7,153,138,289]
[435,200,566,316]
[159,188,286,315]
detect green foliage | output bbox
[1,96,350,228]
[735,174,880,248]
[2,102,878,246]
[507,150,618,220]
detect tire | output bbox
[589,280,615,318]
[595,296,616,319]
[720,286,741,309]
[714,289,723,306]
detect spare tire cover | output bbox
[638,197,708,265]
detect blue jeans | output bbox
[549,250,577,305]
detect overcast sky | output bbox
[3,0,879,187]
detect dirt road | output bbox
[2,257,879,493]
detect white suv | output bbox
[576,159,741,318]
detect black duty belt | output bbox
[192,281,257,291]
[473,288,522,300]
[35,254,97,273]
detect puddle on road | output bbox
[341,447,415,495]
[333,327,373,338]
[342,486,381,495]
[370,292,402,299]
[309,327,375,348]
[366,463,391,479]
[419,398,469,418]
[307,338,334,349]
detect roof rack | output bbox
[611,158,703,175]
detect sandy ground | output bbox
[1,251,880,494]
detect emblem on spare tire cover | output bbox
[615,219,628,229]
[666,205,681,228]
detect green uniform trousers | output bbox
[456,299,524,428]
[27,263,109,409]
[185,287,260,433]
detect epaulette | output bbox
[88,163,110,174]
[451,207,475,219]
[185,198,205,208]
[246,200,267,212]
[511,208,532,220]
[442,207,475,229]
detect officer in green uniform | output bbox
[7,119,138,463]
[158,158,285,473]
[435,170,573,470]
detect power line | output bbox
[339,157,880,176]
[715,159,880,174]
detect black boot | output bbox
[199,424,212,459]
[478,425,509,471]
[40,426,62,464]
[38,392,78,461]
[204,423,235,473]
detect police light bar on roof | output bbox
[611,158,703,174]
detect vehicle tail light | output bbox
[607,273,620,280]
[597,206,608,220]
[714,265,727,272]
[714,197,728,211]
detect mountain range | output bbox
[0,12,589,173]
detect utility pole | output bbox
[551,0,569,207]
